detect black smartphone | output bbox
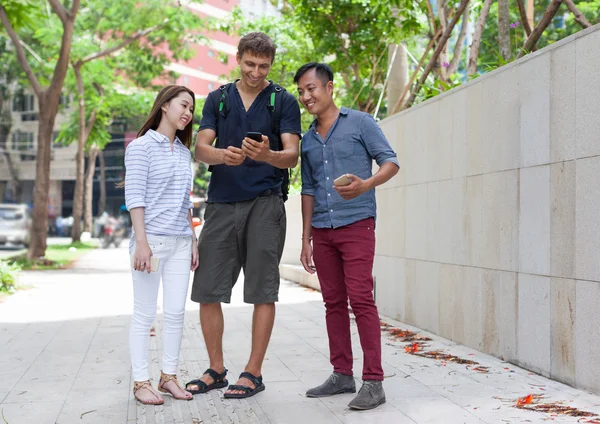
[246,131,263,142]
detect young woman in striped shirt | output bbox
[124,85,199,405]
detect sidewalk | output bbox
[1,246,600,423]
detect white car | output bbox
[0,204,32,247]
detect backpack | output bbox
[209,82,291,202]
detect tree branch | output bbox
[467,0,494,76]
[0,6,43,96]
[79,20,168,65]
[70,0,82,18]
[563,0,592,28]
[391,29,442,114]
[47,0,68,24]
[516,0,533,36]
[405,0,470,108]
[425,0,437,33]
[449,8,469,74]
[518,0,563,58]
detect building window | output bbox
[207,49,215,58]
[12,94,35,112]
[21,112,39,122]
[183,75,190,85]
[208,83,214,90]
[198,65,203,71]
[11,131,35,161]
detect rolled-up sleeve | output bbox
[359,114,400,168]
[300,150,316,197]
[125,142,149,210]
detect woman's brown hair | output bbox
[138,85,196,148]
[117,85,195,188]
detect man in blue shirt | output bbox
[187,32,301,399]
[295,63,399,410]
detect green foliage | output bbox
[50,0,204,150]
[193,162,211,199]
[0,260,20,293]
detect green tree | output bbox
[54,0,203,241]
[0,0,82,260]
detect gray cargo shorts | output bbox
[191,193,286,304]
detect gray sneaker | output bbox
[348,380,386,410]
[306,372,356,398]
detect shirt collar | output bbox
[147,129,182,145]
[308,107,350,132]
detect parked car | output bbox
[0,204,32,247]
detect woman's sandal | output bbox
[185,368,229,395]
[133,380,164,405]
[223,372,265,399]
[158,371,193,400]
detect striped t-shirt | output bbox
[125,129,193,236]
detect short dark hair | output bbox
[237,32,276,62]
[293,62,334,86]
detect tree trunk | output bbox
[1,0,80,260]
[391,29,441,114]
[498,0,511,60]
[70,64,86,242]
[405,0,470,108]
[97,149,106,217]
[518,0,563,58]
[468,0,494,76]
[386,43,409,115]
[83,146,99,233]
[27,98,56,259]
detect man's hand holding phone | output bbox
[333,173,371,200]
[242,132,271,162]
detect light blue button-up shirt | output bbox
[125,129,193,236]
[301,107,399,229]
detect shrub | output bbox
[0,260,21,293]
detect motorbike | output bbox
[102,217,126,248]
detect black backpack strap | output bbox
[267,84,290,201]
[208,83,232,172]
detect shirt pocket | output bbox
[332,133,359,159]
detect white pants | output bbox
[129,234,192,382]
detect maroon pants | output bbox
[312,218,383,381]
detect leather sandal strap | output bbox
[133,380,153,394]
[160,372,185,391]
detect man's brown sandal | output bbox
[158,371,193,400]
[133,380,164,405]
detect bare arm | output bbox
[300,194,316,274]
[194,129,224,165]
[187,209,199,271]
[301,194,314,240]
[265,133,300,168]
[130,207,152,273]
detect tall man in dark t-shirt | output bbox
[185,32,301,399]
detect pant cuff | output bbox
[362,374,384,381]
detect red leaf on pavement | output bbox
[517,394,534,406]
